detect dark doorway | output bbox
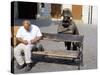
[18,2,37,19]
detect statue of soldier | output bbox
[57,8,79,50]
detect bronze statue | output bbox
[57,9,79,50]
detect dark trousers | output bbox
[58,32,78,50]
[65,42,77,50]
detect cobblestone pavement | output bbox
[13,19,97,74]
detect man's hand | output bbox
[22,40,28,45]
[30,39,37,44]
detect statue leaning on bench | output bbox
[57,8,79,50]
[14,20,42,71]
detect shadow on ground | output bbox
[31,55,79,66]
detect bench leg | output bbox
[80,53,84,66]
[78,52,84,70]
[72,58,80,70]
[78,65,80,70]
[11,57,15,73]
[78,58,81,70]
[73,58,80,70]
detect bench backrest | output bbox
[11,26,84,46]
[42,33,84,43]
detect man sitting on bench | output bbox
[14,20,42,71]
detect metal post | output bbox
[88,6,93,24]
[90,6,93,24]
[88,6,90,24]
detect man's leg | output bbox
[73,42,78,50]
[24,45,33,71]
[14,43,26,69]
[24,45,32,64]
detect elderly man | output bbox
[14,20,42,71]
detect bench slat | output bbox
[32,50,79,58]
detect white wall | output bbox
[82,6,89,24]
[92,6,98,25]
[82,6,98,25]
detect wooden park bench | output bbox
[32,33,84,70]
[11,26,84,70]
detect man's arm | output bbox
[31,26,43,44]
[57,25,69,33]
[35,36,42,41]
[74,26,79,35]
[73,24,79,35]
[16,37,28,45]
[72,21,79,35]
[31,36,42,44]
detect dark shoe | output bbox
[73,45,77,50]
[38,44,44,51]
[73,46,77,50]
[16,63,26,69]
[67,47,71,50]
[65,46,71,50]
[25,63,32,72]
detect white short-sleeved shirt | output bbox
[16,25,42,44]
